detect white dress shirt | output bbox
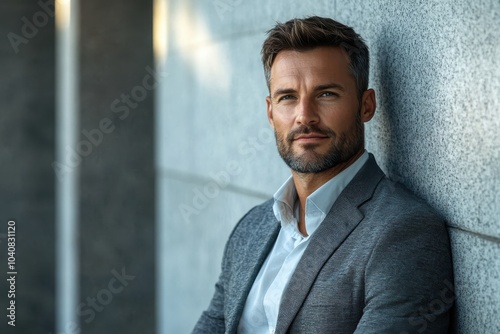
[237,151,369,334]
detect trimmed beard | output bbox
[275,112,364,174]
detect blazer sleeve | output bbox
[354,212,454,333]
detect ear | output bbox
[266,96,275,129]
[360,89,376,123]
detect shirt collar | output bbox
[272,151,369,237]
[309,150,369,217]
[272,175,297,225]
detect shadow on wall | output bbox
[374,24,444,199]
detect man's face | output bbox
[266,46,374,174]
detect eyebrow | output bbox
[315,82,345,92]
[272,88,296,98]
[271,82,345,98]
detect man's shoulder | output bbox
[373,177,440,215]
[363,176,446,236]
[351,154,442,222]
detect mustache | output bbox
[286,125,335,142]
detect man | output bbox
[193,16,454,334]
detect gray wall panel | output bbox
[449,229,500,333]
[0,1,56,333]
[79,1,155,333]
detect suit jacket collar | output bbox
[275,154,385,333]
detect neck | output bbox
[292,149,364,236]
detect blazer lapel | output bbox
[275,155,385,333]
[226,206,281,333]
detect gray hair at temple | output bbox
[261,16,370,100]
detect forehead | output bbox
[269,46,354,90]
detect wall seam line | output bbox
[447,224,500,244]
[159,169,271,200]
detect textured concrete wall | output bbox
[0,1,156,333]
[79,0,156,333]
[158,0,500,333]
[0,1,56,333]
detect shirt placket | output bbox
[263,232,306,334]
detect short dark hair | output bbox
[261,16,369,99]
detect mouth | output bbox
[293,133,329,143]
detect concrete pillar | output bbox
[0,1,56,333]
[78,0,156,333]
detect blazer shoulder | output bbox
[363,177,448,242]
[375,178,442,216]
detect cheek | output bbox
[323,111,358,133]
[272,103,297,120]
[271,110,295,132]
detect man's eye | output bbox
[278,95,295,102]
[320,91,337,97]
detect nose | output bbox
[296,98,319,125]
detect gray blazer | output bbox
[193,155,454,333]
